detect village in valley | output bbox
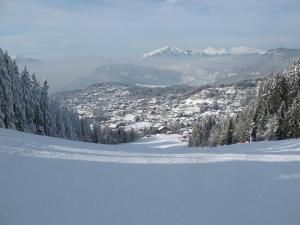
[57,81,256,141]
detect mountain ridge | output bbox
[66,63,183,91]
[64,47,300,91]
[141,46,289,59]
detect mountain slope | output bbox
[1,128,300,225]
[142,46,205,58]
[67,63,183,90]
[165,48,300,85]
[141,46,265,58]
[66,48,300,91]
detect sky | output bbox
[0,0,299,91]
[0,0,300,63]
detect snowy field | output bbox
[1,128,300,225]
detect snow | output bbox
[127,121,151,129]
[142,46,266,58]
[123,113,136,122]
[141,46,190,58]
[1,128,300,225]
[141,46,206,58]
[136,83,167,88]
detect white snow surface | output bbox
[141,46,192,58]
[1,128,300,225]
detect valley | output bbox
[56,81,257,140]
[1,1,300,225]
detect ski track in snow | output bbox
[1,129,300,165]
[1,128,300,225]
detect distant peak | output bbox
[142,46,266,59]
[142,46,191,58]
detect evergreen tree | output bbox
[0,48,137,144]
[225,118,234,145]
[189,59,300,147]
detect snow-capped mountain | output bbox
[142,46,265,59]
[140,47,300,86]
[141,46,204,58]
[64,48,300,91]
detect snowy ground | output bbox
[1,128,300,225]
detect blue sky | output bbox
[0,0,299,62]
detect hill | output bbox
[140,47,300,86]
[67,63,183,90]
[64,48,300,91]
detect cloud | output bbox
[277,173,300,180]
[1,0,299,62]
[230,46,265,55]
[165,0,180,4]
[203,47,228,55]
[0,0,299,91]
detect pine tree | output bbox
[41,79,49,134]
[225,118,234,145]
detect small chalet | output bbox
[157,126,172,134]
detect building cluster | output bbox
[59,83,255,141]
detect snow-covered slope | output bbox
[142,46,204,58]
[1,128,300,225]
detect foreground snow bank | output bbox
[1,129,300,164]
[1,128,300,225]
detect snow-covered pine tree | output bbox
[0,50,16,129]
[41,79,49,134]
[189,59,300,148]
[225,118,234,145]
[0,48,138,144]
[21,67,35,132]
[251,60,300,141]
[0,48,87,141]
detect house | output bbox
[157,126,172,134]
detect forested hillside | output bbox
[189,60,300,147]
[0,48,136,144]
[250,61,300,141]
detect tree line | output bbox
[0,48,136,144]
[189,60,300,147]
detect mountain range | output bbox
[65,47,300,91]
[141,46,266,58]
[140,47,300,86]
[67,63,183,90]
